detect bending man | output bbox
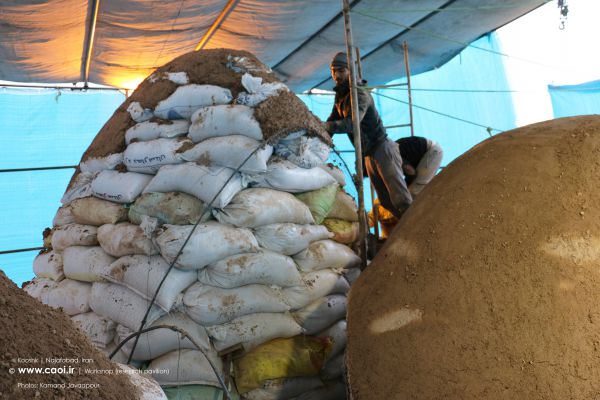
[323,52,412,219]
[397,136,443,196]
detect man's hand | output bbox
[402,163,416,177]
[323,121,335,134]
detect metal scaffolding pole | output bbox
[342,0,367,269]
[403,41,415,137]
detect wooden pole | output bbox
[403,41,415,137]
[342,0,367,269]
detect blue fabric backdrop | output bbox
[1,32,516,286]
[0,88,125,285]
[548,80,600,118]
[299,33,517,218]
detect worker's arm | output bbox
[324,89,370,133]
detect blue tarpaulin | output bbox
[0,88,125,285]
[548,80,600,118]
[1,33,517,286]
[299,33,517,217]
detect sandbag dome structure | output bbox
[26,49,362,399]
[347,115,600,400]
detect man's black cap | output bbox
[330,52,348,69]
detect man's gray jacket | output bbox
[326,81,387,156]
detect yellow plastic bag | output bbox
[233,335,332,394]
[322,218,358,244]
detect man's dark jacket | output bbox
[326,81,387,157]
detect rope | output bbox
[371,91,502,134]
[0,166,77,174]
[123,140,269,368]
[354,3,552,13]
[0,247,44,255]
[351,9,573,73]
[110,324,231,399]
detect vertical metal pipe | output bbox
[355,47,379,240]
[355,48,362,81]
[403,41,415,136]
[342,0,367,269]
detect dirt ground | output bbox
[0,271,139,400]
[347,115,600,399]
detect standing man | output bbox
[323,52,412,219]
[397,136,443,196]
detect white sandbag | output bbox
[71,312,116,347]
[198,250,303,288]
[148,349,223,387]
[62,246,114,282]
[253,223,332,255]
[33,251,64,281]
[45,279,92,316]
[148,71,189,85]
[60,172,96,205]
[330,276,350,295]
[92,170,152,203]
[247,158,337,193]
[129,192,207,225]
[207,313,303,352]
[326,191,358,222]
[97,223,159,257]
[51,224,98,251]
[127,101,154,122]
[23,278,59,302]
[115,312,211,361]
[179,135,272,173]
[188,104,262,142]
[283,270,342,310]
[291,380,346,400]
[124,138,190,174]
[155,223,258,270]
[183,283,290,326]
[80,153,124,174]
[320,353,344,380]
[90,282,165,331]
[53,206,76,227]
[292,295,347,335]
[214,189,314,228]
[245,377,324,400]
[274,131,330,169]
[70,197,128,226]
[125,120,190,144]
[343,267,361,285]
[318,320,347,360]
[117,364,169,400]
[318,163,346,187]
[104,255,196,311]
[154,85,233,120]
[143,163,245,208]
[292,240,361,273]
[235,73,288,107]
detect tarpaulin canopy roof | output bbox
[0,0,547,92]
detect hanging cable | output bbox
[351,9,575,73]
[372,91,503,134]
[0,166,77,174]
[352,3,552,13]
[124,140,270,369]
[110,324,231,399]
[0,247,44,255]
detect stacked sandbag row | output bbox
[25,50,361,400]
